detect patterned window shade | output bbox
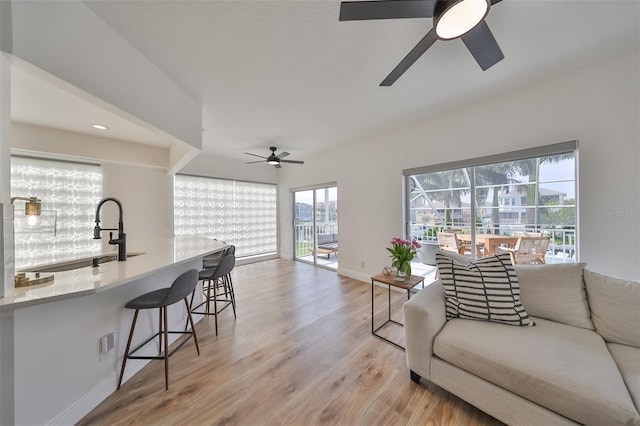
[174,175,277,258]
[11,156,103,269]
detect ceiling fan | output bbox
[339,0,505,86]
[244,146,305,168]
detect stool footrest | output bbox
[127,330,195,360]
[190,299,233,315]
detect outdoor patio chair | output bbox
[436,231,483,257]
[497,236,550,265]
[512,231,542,237]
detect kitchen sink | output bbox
[22,252,145,273]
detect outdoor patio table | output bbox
[456,234,518,256]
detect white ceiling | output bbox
[13,1,640,161]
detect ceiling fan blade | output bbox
[275,163,282,169]
[460,21,504,71]
[339,0,436,21]
[245,160,266,164]
[280,159,305,164]
[244,152,268,159]
[491,0,503,4]
[277,151,290,159]
[380,28,437,86]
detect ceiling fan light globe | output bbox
[267,159,280,165]
[434,0,489,40]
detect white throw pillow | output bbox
[436,252,533,326]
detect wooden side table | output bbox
[371,272,425,350]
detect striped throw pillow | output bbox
[436,252,534,326]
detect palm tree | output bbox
[514,153,575,227]
[417,170,468,227]
[475,162,520,234]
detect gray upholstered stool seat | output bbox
[125,288,172,309]
[118,269,200,391]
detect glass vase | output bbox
[394,269,407,281]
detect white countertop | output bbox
[0,236,229,311]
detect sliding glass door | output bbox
[294,190,315,263]
[293,185,338,269]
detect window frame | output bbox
[403,141,579,262]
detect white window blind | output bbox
[173,175,277,258]
[11,156,102,269]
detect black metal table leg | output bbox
[370,273,426,351]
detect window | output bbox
[405,141,577,263]
[173,175,277,258]
[11,156,102,269]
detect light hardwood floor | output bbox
[79,259,502,425]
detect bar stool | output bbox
[118,269,200,391]
[202,244,235,269]
[190,254,236,336]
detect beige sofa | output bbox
[404,262,640,426]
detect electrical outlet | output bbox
[99,332,115,360]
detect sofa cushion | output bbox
[584,270,640,347]
[435,252,533,326]
[317,233,337,246]
[515,263,594,330]
[608,343,640,413]
[433,317,640,425]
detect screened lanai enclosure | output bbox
[405,142,577,265]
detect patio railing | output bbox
[295,222,338,256]
[411,224,576,259]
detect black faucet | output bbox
[93,197,126,261]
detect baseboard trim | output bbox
[47,316,203,425]
[48,374,116,426]
[336,268,369,283]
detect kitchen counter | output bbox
[0,236,229,311]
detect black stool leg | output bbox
[163,306,169,390]
[185,286,197,332]
[227,275,236,317]
[184,298,200,355]
[158,307,163,353]
[118,309,139,390]
[213,277,218,336]
[205,279,211,314]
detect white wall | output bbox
[0,2,11,298]
[181,152,278,184]
[0,2,14,423]
[102,163,173,242]
[278,50,640,281]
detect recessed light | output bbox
[92,124,108,130]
